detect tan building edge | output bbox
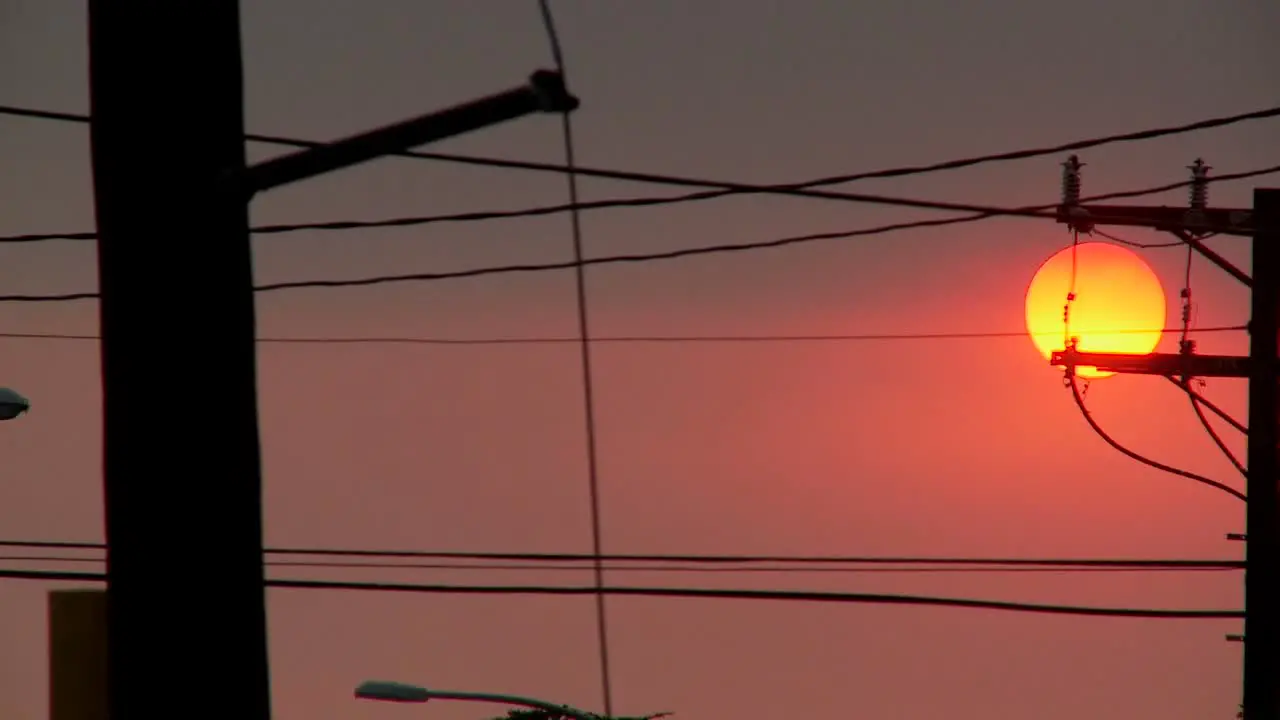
[48,589,107,720]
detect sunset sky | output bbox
[1,2,1278,719]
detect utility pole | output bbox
[88,4,271,720]
[87,3,577,719]
[1051,158,1277,718]
[1246,187,1280,720]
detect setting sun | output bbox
[1025,241,1167,379]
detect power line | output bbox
[0,290,98,303]
[0,540,1243,567]
[0,183,1116,246]
[0,153,1272,305]
[0,106,90,124]
[0,324,1247,346]
[1183,380,1249,435]
[1092,228,1186,249]
[535,4,614,716]
[248,163,1268,238]
[5,169,1270,304]
[5,161,1277,247]
[242,562,1244,574]
[0,568,1242,619]
[2,100,1277,204]
[0,555,1240,574]
[210,172,1278,293]
[7,162,1277,247]
[537,2,616,712]
[1188,384,1248,478]
[1067,375,1246,502]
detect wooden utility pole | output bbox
[87,3,577,718]
[1245,187,1280,719]
[88,3,271,720]
[1052,157,1277,718]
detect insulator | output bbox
[1061,155,1084,206]
[1188,158,1211,210]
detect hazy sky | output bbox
[1,2,1278,719]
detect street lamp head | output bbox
[355,680,431,703]
[0,388,30,420]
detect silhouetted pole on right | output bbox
[1245,188,1280,720]
[1051,158,1279,717]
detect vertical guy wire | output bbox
[536,1,616,715]
[1181,242,1195,348]
[1065,229,1080,348]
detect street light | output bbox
[0,388,30,420]
[354,681,596,720]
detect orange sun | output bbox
[1025,241,1167,379]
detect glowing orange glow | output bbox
[1024,241,1167,379]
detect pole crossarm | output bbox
[1056,204,1254,236]
[1050,349,1251,378]
[1057,204,1253,286]
[243,70,578,195]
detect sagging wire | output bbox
[1180,381,1248,435]
[1180,378,1247,479]
[1065,373,1245,502]
[1056,178,1244,500]
[1092,227,1182,249]
[1169,164,1247,480]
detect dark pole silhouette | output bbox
[87,3,576,717]
[88,3,272,720]
[1244,188,1280,719]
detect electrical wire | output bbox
[1066,374,1246,502]
[0,153,1125,227]
[6,163,1277,247]
[0,540,1244,567]
[1165,235,1248,479]
[1091,228,1183,249]
[4,163,1277,246]
[0,157,1274,304]
[0,325,1247,347]
[1179,239,1196,350]
[1186,383,1248,478]
[535,3,614,714]
[3,101,1277,204]
[1180,380,1249,435]
[0,184,1137,247]
[0,555,1240,574]
[1064,229,1080,347]
[4,172,1269,304]
[0,568,1243,619]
